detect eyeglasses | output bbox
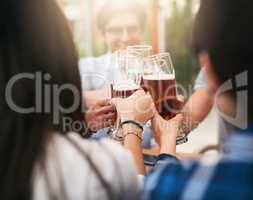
[105,25,141,36]
[127,45,153,58]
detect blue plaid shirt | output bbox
[143,126,253,200]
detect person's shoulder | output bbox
[50,133,129,163]
[50,133,138,180]
[79,54,109,66]
[79,56,97,71]
[33,133,139,200]
[148,154,221,178]
[79,53,110,74]
[57,133,139,198]
[144,154,221,199]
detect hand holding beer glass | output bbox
[109,51,142,141]
[143,53,179,120]
[111,51,142,99]
[142,52,187,144]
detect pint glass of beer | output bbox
[109,51,143,141]
[127,45,152,59]
[111,51,142,98]
[143,53,178,120]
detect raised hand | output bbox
[112,90,155,123]
[85,99,116,132]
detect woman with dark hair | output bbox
[0,0,154,199]
[113,0,253,199]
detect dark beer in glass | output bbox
[111,84,139,98]
[143,74,177,119]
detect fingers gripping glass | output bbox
[112,50,142,98]
[143,52,177,120]
[143,52,188,145]
[108,50,142,141]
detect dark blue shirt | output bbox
[143,127,253,200]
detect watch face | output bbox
[115,128,124,140]
[107,127,124,142]
[176,134,188,145]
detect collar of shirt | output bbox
[223,124,253,162]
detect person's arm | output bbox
[143,153,189,200]
[112,90,155,175]
[180,68,214,132]
[143,114,188,200]
[84,86,111,108]
[182,88,213,128]
[85,99,116,132]
[82,87,116,132]
[152,112,183,155]
[123,124,146,174]
[159,136,177,155]
[151,88,213,155]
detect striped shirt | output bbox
[143,126,253,200]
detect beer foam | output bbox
[143,74,175,80]
[113,83,139,91]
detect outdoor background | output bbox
[59,0,200,89]
[58,0,219,153]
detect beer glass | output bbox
[127,45,152,58]
[143,52,177,120]
[109,51,142,141]
[127,45,153,127]
[111,51,142,98]
[143,53,187,144]
[127,45,152,75]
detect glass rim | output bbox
[145,52,175,75]
[147,52,171,59]
[147,52,173,66]
[127,45,153,50]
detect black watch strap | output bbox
[120,120,144,131]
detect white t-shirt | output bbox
[79,53,119,90]
[79,53,154,147]
[33,133,140,200]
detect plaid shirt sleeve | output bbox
[143,154,253,200]
[143,154,197,200]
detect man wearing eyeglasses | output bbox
[80,0,145,91]
[79,1,149,137]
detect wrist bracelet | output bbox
[177,121,189,136]
[176,134,188,145]
[123,131,143,141]
[120,120,144,131]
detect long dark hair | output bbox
[192,0,252,121]
[0,0,112,199]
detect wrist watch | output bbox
[120,120,144,131]
[176,113,199,145]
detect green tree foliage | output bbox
[166,0,199,89]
